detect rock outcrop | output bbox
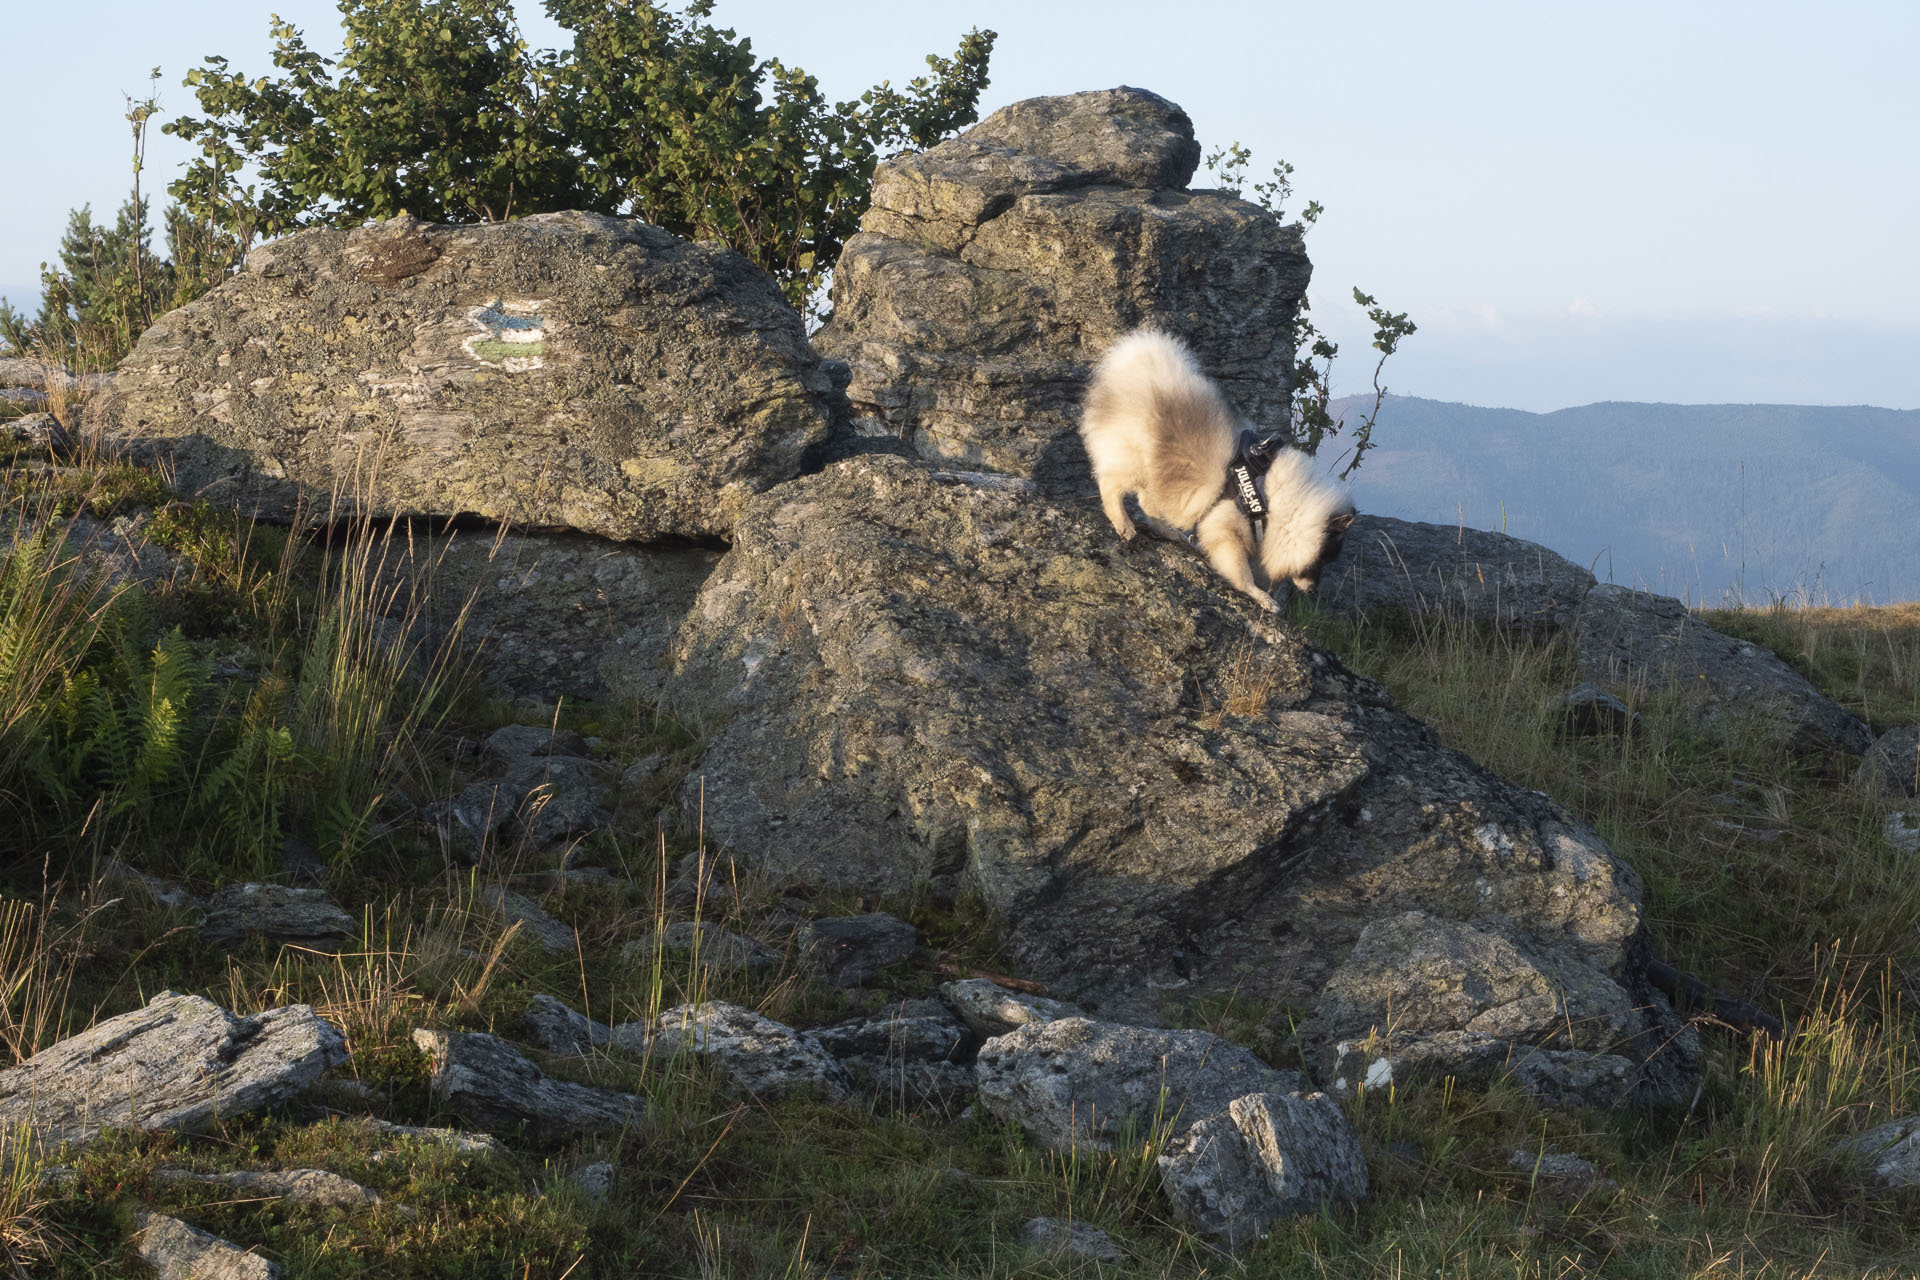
[1318,514,1597,633]
[89,211,836,541]
[0,992,346,1150]
[815,87,1310,493]
[1574,585,1873,756]
[666,455,1685,1098]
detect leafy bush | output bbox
[166,0,995,311]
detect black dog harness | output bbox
[1176,430,1282,548]
[1222,429,1280,532]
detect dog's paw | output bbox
[1112,519,1138,542]
[1249,589,1280,613]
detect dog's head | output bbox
[1255,450,1356,593]
[1266,506,1355,592]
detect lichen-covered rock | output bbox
[939,978,1087,1039]
[814,87,1309,493]
[1156,1091,1366,1250]
[1301,910,1643,1074]
[1856,726,1920,797]
[800,912,917,986]
[1021,1216,1125,1261]
[89,211,836,541]
[0,992,346,1151]
[479,884,579,955]
[806,1000,971,1063]
[364,1118,503,1156]
[524,993,613,1056]
[1840,1115,1920,1188]
[1574,584,1873,755]
[372,527,720,701]
[1318,515,1596,633]
[652,1002,851,1100]
[411,1028,644,1137]
[1303,908,1700,1107]
[807,999,975,1109]
[200,884,357,949]
[157,1167,383,1209]
[974,1018,1300,1151]
[134,1213,280,1279]
[1325,1029,1642,1110]
[1507,1149,1620,1199]
[625,920,781,975]
[664,455,1680,1105]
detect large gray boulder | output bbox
[814,87,1310,493]
[1317,515,1596,633]
[663,456,1683,1101]
[88,211,836,541]
[974,1017,1302,1151]
[0,992,346,1151]
[1574,585,1873,756]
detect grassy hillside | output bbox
[1334,395,1920,607]
[3,433,1920,1276]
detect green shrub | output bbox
[166,0,995,312]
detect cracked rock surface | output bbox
[665,455,1687,1102]
[814,87,1308,494]
[0,992,346,1151]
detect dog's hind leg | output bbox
[1097,481,1137,541]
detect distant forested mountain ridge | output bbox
[1327,395,1920,605]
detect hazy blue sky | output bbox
[4,0,1915,410]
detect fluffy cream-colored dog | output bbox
[1080,328,1355,612]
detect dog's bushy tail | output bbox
[1084,329,1236,498]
